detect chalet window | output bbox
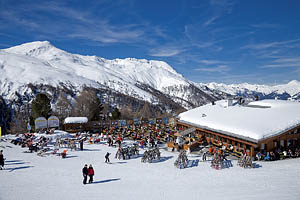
[246,144,251,151]
[261,143,265,150]
[295,138,299,146]
[280,140,285,147]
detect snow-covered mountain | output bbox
[198,80,300,100]
[0,41,219,113]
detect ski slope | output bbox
[1,137,300,200]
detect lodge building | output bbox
[176,99,300,157]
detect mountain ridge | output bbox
[0,41,219,113]
[1,40,298,115]
[198,80,300,100]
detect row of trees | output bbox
[7,85,179,133]
[9,89,122,133]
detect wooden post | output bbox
[250,146,254,157]
[285,133,288,148]
[232,140,235,147]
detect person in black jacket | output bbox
[0,150,4,170]
[82,164,88,184]
[80,139,84,151]
[105,152,111,163]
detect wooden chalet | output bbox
[175,100,300,158]
[63,117,88,133]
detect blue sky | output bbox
[1,0,300,84]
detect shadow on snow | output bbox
[5,162,30,165]
[151,156,173,163]
[253,163,262,168]
[110,162,127,165]
[5,160,24,163]
[5,166,34,172]
[186,159,200,168]
[64,155,78,159]
[91,178,121,184]
[81,149,101,152]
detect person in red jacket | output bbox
[88,164,95,183]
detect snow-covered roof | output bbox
[178,100,300,143]
[64,117,88,124]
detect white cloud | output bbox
[242,39,300,50]
[195,65,231,72]
[0,2,147,45]
[261,64,300,68]
[203,16,219,27]
[198,59,225,65]
[251,23,281,29]
[149,47,184,57]
[273,58,300,63]
[260,56,300,68]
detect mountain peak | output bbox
[287,80,300,85]
[2,41,62,57]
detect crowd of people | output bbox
[256,148,300,161]
[3,121,300,184]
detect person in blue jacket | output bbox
[264,152,270,161]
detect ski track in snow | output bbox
[1,139,300,200]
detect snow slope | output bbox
[0,41,188,103]
[1,138,300,200]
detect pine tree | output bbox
[32,93,52,120]
[111,107,121,120]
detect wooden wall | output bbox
[176,122,300,157]
[259,126,300,152]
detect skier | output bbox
[107,137,112,146]
[0,150,4,170]
[202,151,207,161]
[80,139,84,151]
[82,164,88,184]
[222,151,228,161]
[88,164,95,183]
[105,152,111,163]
